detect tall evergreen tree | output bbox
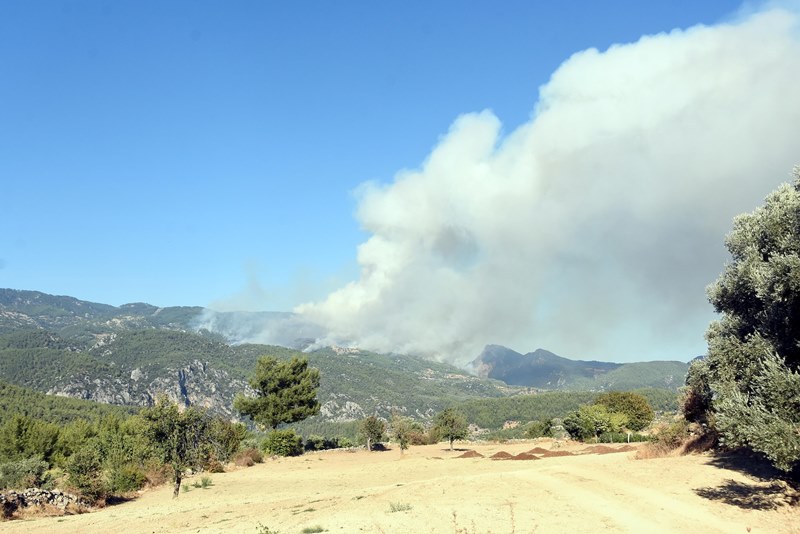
[234,356,320,430]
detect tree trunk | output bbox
[367,438,372,452]
[449,438,454,451]
[173,472,182,498]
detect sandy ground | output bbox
[4,440,799,534]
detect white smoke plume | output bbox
[297,7,800,364]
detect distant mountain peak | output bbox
[472,344,687,391]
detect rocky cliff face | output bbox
[47,359,251,420]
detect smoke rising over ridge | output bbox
[295,7,800,364]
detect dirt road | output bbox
[4,441,798,533]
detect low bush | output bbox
[66,445,107,502]
[108,465,146,493]
[0,458,50,490]
[388,502,412,512]
[335,437,354,449]
[304,435,340,451]
[263,429,303,457]
[205,459,226,473]
[142,462,170,488]
[635,419,690,459]
[233,447,263,467]
[407,430,429,446]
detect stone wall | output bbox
[1,488,88,518]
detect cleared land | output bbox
[4,441,798,533]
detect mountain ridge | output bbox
[0,288,687,424]
[472,344,688,390]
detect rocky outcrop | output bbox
[320,396,366,422]
[0,488,88,518]
[47,360,251,420]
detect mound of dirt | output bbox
[617,445,636,452]
[526,447,550,454]
[540,450,574,458]
[456,450,484,458]
[490,451,513,460]
[511,453,540,461]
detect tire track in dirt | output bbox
[515,455,756,533]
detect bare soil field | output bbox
[4,440,799,533]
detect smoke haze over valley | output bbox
[287,6,800,364]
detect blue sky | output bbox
[3,1,798,362]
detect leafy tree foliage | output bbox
[141,397,214,498]
[453,389,676,430]
[563,404,627,442]
[66,443,106,501]
[432,408,468,451]
[359,416,386,451]
[235,356,320,430]
[594,391,655,431]
[0,414,60,463]
[524,419,552,439]
[391,415,413,454]
[0,382,242,497]
[687,167,800,472]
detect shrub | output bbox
[655,419,690,449]
[108,465,146,493]
[525,420,552,439]
[263,429,303,457]
[335,437,354,449]
[304,435,340,451]
[256,523,280,534]
[233,447,263,467]
[142,462,170,488]
[635,419,691,459]
[304,435,326,451]
[66,445,107,502]
[563,405,627,442]
[388,502,412,512]
[407,430,429,446]
[0,458,50,490]
[205,459,226,473]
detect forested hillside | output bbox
[0,325,519,423]
[0,380,138,424]
[0,289,684,428]
[473,345,689,390]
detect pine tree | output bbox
[234,356,320,430]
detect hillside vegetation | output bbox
[473,345,689,390]
[0,288,684,428]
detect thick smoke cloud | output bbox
[297,7,800,364]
